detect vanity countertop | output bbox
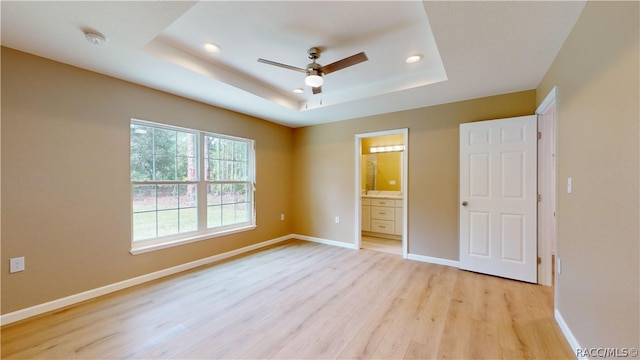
[361,191,403,200]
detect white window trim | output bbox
[130,119,256,254]
[130,224,257,255]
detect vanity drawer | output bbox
[371,220,394,234]
[371,206,394,221]
[371,198,394,207]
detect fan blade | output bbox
[257,58,306,73]
[321,52,368,75]
[312,86,322,95]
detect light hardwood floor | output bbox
[1,240,575,359]
[361,236,402,255]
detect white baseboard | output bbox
[407,253,460,268]
[292,234,358,250]
[0,235,292,326]
[555,308,582,359]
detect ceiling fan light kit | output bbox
[258,47,368,95]
[305,74,323,87]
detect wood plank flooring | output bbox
[1,240,575,359]
[361,236,402,255]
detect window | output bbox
[130,120,255,252]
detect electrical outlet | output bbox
[10,257,25,273]
[280,213,285,221]
[335,216,340,224]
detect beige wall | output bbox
[292,90,536,259]
[1,48,293,314]
[537,1,639,350]
[6,5,637,353]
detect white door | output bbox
[459,115,537,283]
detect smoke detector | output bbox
[84,32,108,46]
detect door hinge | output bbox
[537,194,542,202]
[537,257,542,265]
[537,131,542,140]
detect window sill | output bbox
[130,225,257,255]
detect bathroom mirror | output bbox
[361,134,404,192]
[362,152,402,191]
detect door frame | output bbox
[536,86,558,286]
[354,128,409,258]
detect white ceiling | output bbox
[1,1,586,128]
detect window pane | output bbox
[134,127,197,182]
[180,208,197,233]
[208,205,222,228]
[133,185,156,212]
[224,161,234,181]
[235,202,250,223]
[176,132,196,156]
[206,159,219,181]
[235,183,248,202]
[133,212,156,241]
[222,204,236,225]
[176,132,197,181]
[208,184,222,206]
[220,139,233,160]
[154,155,176,181]
[154,128,177,157]
[130,125,154,181]
[234,161,247,181]
[157,185,178,210]
[234,141,247,161]
[221,184,234,204]
[157,209,179,237]
[179,184,197,209]
[205,136,250,182]
[222,203,249,225]
[206,137,219,160]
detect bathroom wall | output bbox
[361,135,404,191]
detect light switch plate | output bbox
[567,177,572,194]
[556,258,562,275]
[10,257,25,273]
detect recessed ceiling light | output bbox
[201,42,221,53]
[406,54,423,64]
[293,88,304,94]
[85,32,108,46]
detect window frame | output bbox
[130,119,256,254]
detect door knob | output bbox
[462,201,468,206]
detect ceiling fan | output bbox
[258,47,368,95]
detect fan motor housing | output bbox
[307,47,321,60]
[306,61,322,76]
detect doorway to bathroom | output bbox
[355,128,408,258]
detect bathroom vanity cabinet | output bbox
[361,196,403,238]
